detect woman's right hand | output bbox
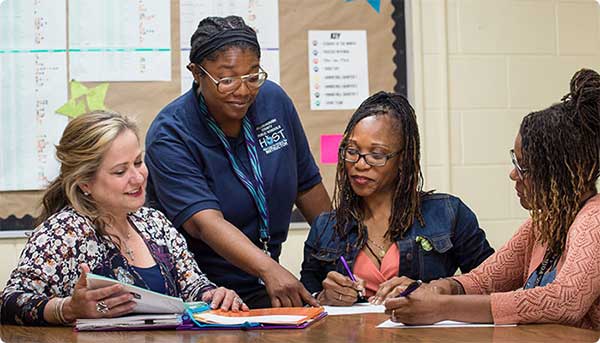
[62,264,136,321]
[317,271,365,306]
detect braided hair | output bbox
[520,68,600,255]
[332,91,426,242]
[189,16,260,67]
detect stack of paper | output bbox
[86,273,185,313]
[183,307,326,330]
[76,314,182,331]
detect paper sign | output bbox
[55,81,109,118]
[320,134,344,164]
[308,30,370,110]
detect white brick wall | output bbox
[413,0,600,250]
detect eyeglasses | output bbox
[510,149,528,179]
[196,64,268,94]
[342,147,400,167]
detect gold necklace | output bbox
[367,238,387,259]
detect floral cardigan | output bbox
[0,206,216,325]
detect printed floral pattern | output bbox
[0,206,215,325]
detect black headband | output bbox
[189,28,260,64]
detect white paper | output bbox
[68,0,171,81]
[197,313,306,325]
[308,30,370,110]
[179,0,280,94]
[86,273,185,314]
[323,303,385,316]
[377,319,516,329]
[0,0,68,191]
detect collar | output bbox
[187,82,258,147]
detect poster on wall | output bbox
[68,0,171,82]
[308,30,369,111]
[0,0,68,191]
[179,0,280,94]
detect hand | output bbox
[62,264,136,321]
[371,277,443,305]
[317,271,365,306]
[260,265,318,307]
[384,286,445,325]
[370,276,415,305]
[201,287,249,312]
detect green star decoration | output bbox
[55,81,109,118]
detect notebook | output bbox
[179,306,327,330]
[75,314,182,331]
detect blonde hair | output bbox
[39,111,139,232]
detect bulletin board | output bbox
[0,0,399,227]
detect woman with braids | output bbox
[1,112,246,326]
[384,69,600,329]
[145,16,330,309]
[300,91,493,306]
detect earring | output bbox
[84,192,90,196]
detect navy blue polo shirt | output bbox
[145,80,322,296]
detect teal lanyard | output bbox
[198,95,271,254]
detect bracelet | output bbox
[54,297,70,325]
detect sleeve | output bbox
[145,136,220,228]
[152,210,216,301]
[451,199,495,273]
[285,98,322,193]
[487,212,600,326]
[0,214,89,325]
[453,220,535,296]
[299,213,331,294]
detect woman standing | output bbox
[300,91,493,305]
[145,16,330,308]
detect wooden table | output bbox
[1,314,599,343]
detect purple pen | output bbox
[339,255,366,300]
[399,280,423,297]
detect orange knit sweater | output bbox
[454,194,600,329]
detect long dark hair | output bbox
[332,91,426,242]
[520,68,600,255]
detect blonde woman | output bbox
[1,112,246,326]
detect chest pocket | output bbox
[426,234,453,254]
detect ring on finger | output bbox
[234,297,244,305]
[392,309,397,319]
[338,293,343,301]
[96,300,109,314]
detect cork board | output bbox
[0,0,397,224]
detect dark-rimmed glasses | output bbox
[510,149,528,179]
[342,147,400,167]
[196,64,268,94]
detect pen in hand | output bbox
[398,280,423,297]
[339,255,366,301]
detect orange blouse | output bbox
[353,244,400,297]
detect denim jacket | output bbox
[300,193,494,294]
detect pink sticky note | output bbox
[320,134,344,164]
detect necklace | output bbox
[367,238,387,259]
[122,230,135,261]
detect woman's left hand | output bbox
[383,287,445,325]
[201,287,249,312]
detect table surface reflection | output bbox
[1,314,599,343]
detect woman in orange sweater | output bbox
[384,68,600,329]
